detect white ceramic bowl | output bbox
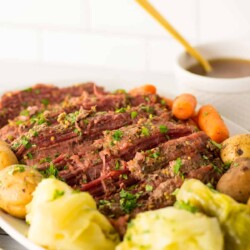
[174,40,250,129]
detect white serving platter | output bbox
[0,82,248,250]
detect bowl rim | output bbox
[174,40,250,93]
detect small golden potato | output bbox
[0,145,18,170]
[0,140,10,148]
[0,165,43,218]
[217,158,250,203]
[220,134,250,164]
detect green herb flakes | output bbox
[149,151,160,159]
[8,165,25,175]
[41,163,58,177]
[99,199,111,208]
[121,174,128,180]
[66,111,80,124]
[211,140,222,150]
[20,109,30,116]
[145,184,153,192]
[52,189,65,200]
[115,160,121,170]
[13,136,32,150]
[159,125,168,134]
[31,112,47,125]
[23,87,32,92]
[112,130,123,141]
[41,99,49,106]
[212,164,222,174]
[173,158,182,175]
[141,127,150,136]
[33,131,39,137]
[131,111,138,119]
[115,107,126,113]
[40,156,52,163]
[27,152,33,159]
[120,189,140,213]
[141,105,154,114]
[114,89,127,94]
[174,200,199,213]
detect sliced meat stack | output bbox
[0,82,226,235]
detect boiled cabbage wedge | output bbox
[26,178,120,250]
[177,179,250,250]
[116,206,223,250]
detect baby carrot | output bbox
[129,84,157,95]
[172,93,197,120]
[197,104,229,143]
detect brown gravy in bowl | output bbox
[187,58,250,78]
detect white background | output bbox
[0,0,249,87]
[0,1,249,249]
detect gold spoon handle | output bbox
[135,0,212,72]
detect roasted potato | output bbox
[216,157,250,203]
[220,134,250,163]
[0,140,10,148]
[0,144,18,170]
[0,165,43,218]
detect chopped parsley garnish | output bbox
[206,183,214,189]
[52,189,65,200]
[145,184,153,192]
[12,136,32,150]
[39,156,52,163]
[159,125,168,134]
[119,189,140,213]
[121,174,128,180]
[211,140,222,150]
[23,87,32,92]
[21,136,32,149]
[35,89,40,94]
[141,127,150,136]
[27,152,33,159]
[99,199,111,208]
[74,128,82,136]
[223,162,231,170]
[149,151,160,159]
[31,112,47,125]
[15,120,24,125]
[41,163,58,177]
[115,160,121,170]
[83,119,89,125]
[114,89,127,94]
[174,200,198,213]
[33,131,39,137]
[141,105,154,113]
[131,111,138,119]
[112,130,123,141]
[8,165,25,175]
[20,109,30,116]
[72,189,81,194]
[202,155,209,160]
[66,111,80,124]
[173,158,182,175]
[115,107,126,113]
[212,164,222,174]
[41,98,50,106]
